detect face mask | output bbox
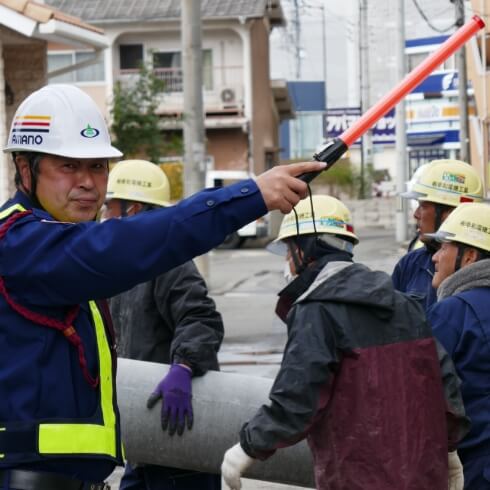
[283,262,295,284]
[99,204,134,223]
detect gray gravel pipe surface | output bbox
[117,358,315,488]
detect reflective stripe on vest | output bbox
[0,204,26,220]
[0,205,117,458]
[38,301,116,456]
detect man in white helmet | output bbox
[425,203,490,489]
[101,160,223,490]
[392,159,484,312]
[0,84,325,490]
[220,195,469,490]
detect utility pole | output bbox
[395,0,409,243]
[293,0,301,79]
[320,5,328,140]
[181,0,208,278]
[322,5,328,116]
[359,0,372,199]
[453,0,470,162]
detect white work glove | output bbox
[221,443,255,490]
[448,451,464,490]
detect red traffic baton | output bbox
[300,14,485,183]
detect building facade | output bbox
[45,0,292,176]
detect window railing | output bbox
[118,65,243,95]
[153,67,184,92]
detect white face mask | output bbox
[283,262,296,284]
[99,204,134,223]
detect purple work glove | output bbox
[146,364,193,436]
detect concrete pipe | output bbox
[117,358,315,488]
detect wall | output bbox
[207,128,249,171]
[4,41,46,127]
[3,39,46,198]
[82,85,110,119]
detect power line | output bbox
[411,0,457,33]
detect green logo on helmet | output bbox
[80,124,100,138]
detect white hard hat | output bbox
[4,84,122,159]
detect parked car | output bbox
[206,170,270,248]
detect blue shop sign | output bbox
[324,107,395,145]
[410,71,458,94]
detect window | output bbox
[120,44,143,70]
[408,51,455,72]
[289,113,324,159]
[75,52,105,82]
[152,49,213,91]
[153,51,181,69]
[48,52,104,83]
[407,53,427,72]
[47,53,74,83]
[202,50,213,90]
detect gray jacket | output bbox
[109,261,223,375]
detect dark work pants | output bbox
[463,455,490,490]
[119,463,221,490]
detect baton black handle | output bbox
[298,138,348,183]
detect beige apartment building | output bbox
[45,0,293,176]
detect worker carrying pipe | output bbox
[221,195,470,490]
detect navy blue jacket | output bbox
[392,247,437,311]
[0,183,265,481]
[428,288,490,465]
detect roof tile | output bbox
[44,0,271,23]
[0,0,104,33]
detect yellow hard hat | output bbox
[425,202,490,252]
[401,159,484,206]
[268,195,358,255]
[106,160,170,206]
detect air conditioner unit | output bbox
[220,87,236,105]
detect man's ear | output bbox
[462,247,480,266]
[15,155,32,192]
[129,202,144,216]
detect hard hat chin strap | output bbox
[434,203,453,231]
[13,152,43,209]
[289,188,317,274]
[454,243,466,272]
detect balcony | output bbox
[117,65,245,116]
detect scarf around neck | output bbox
[437,258,490,301]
